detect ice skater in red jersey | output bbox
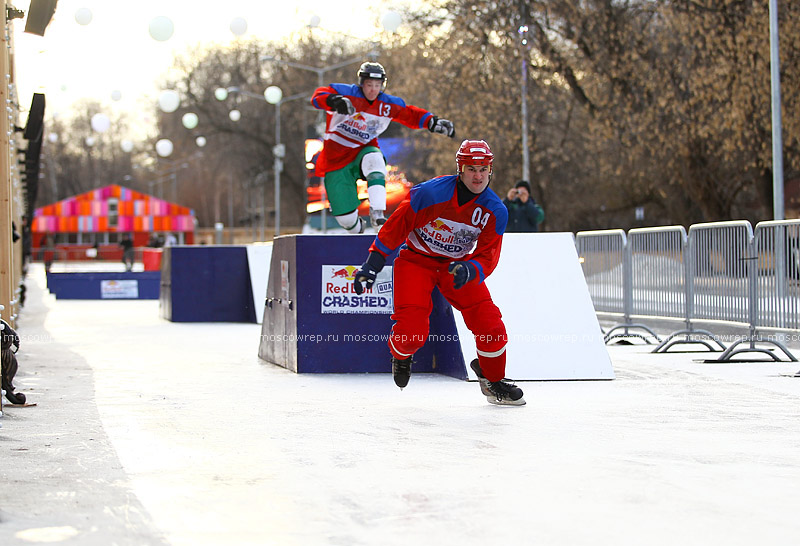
[352,140,525,406]
[311,62,455,233]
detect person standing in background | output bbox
[119,234,134,271]
[503,180,544,232]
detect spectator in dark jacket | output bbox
[119,235,134,271]
[503,180,544,232]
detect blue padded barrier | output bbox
[258,234,466,378]
[46,271,160,300]
[160,246,256,322]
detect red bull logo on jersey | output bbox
[430,219,454,233]
[417,219,481,258]
[321,264,393,314]
[334,112,388,143]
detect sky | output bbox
[11,0,407,130]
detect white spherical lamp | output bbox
[148,16,174,42]
[229,109,241,122]
[181,112,199,129]
[214,87,228,101]
[47,133,58,143]
[158,90,180,113]
[75,8,93,26]
[230,17,247,36]
[111,89,122,101]
[264,86,283,105]
[85,136,95,147]
[382,11,402,32]
[91,113,111,133]
[309,15,321,28]
[195,136,207,148]
[121,140,134,153]
[155,138,174,157]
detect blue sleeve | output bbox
[409,176,457,213]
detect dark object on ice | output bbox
[1,319,26,405]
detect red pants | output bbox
[388,249,508,382]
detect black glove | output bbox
[428,116,455,138]
[326,94,355,115]
[448,261,477,290]
[353,252,386,295]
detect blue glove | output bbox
[353,252,386,295]
[448,261,477,290]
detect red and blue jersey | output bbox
[311,83,433,176]
[369,175,508,283]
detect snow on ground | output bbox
[2,264,800,545]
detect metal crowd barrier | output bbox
[576,229,659,343]
[577,219,799,363]
[753,220,800,330]
[629,226,726,353]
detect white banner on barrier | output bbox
[101,280,138,299]
[320,265,393,314]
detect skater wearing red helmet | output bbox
[353,139,525,406]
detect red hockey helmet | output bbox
[455,140,493,172]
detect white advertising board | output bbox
[456,232,614,380]
[246,244,273,325]
[101,279,138,299]
[320,265,393,314]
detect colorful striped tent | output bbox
[32,184,195,234]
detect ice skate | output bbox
[470,358,525,406]
[369,208,386,228]
[469,359,493,398]
[486,380,525,406]
[391,356,412,389]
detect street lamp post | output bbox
[146,167,184,201]
[146,172,173,200]
[265,86,310,237]
[768,0,784,220]
[155,154,200,201]
[219,86,310,237]
[518,24,531,183]
[142,152,201,202]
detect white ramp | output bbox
[246,243,273,325]
[457,232,613,380]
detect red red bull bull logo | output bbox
[416,219,480,257]
[430,219,454,233]
[330,266,358,281]
[322,264,394,314]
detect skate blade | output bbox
[485,395,526,406]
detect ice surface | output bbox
[3,263,800,546]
